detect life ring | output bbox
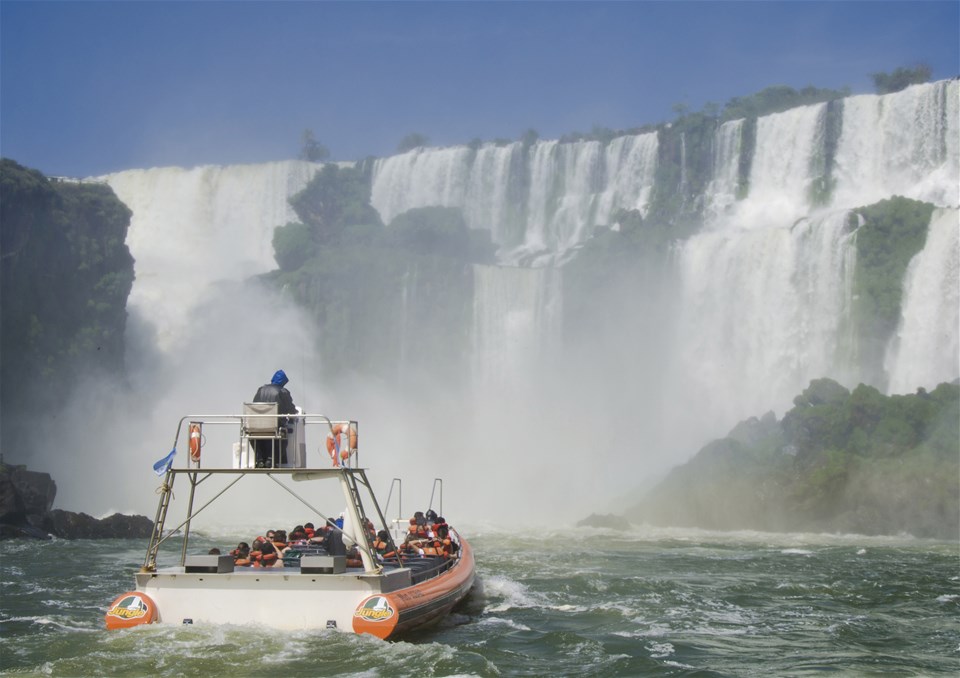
[188,422,202,462]
[325,422,358,466]
[105,591,159,629]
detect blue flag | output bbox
[153,448,176,476]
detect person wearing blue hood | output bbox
[252,369,297,467]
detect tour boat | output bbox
[105,408,475,639]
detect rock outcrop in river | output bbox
[0,464,152,540]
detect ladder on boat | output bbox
[143,469,175,571]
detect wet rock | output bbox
[0,465,56,524]
[41,510,153,539]
[0,463,152,540]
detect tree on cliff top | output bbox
[287,164,383,246]
[299,129,330,162]
[871,64,932,94]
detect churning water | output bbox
[2,528,957,676]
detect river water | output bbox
[1,527,957,677]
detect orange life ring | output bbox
[105,591,159,629]
[188,422,202,462]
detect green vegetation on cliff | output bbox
[629,378,959,539]
[852,197,936,384]
[266,164,494,385]
[0,159,134,405]
[646,84,850,227]
[871,65,933,94]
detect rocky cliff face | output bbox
[0,464,152,540]
[0,159,135,457]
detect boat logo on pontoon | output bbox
[107,595,150,620]
[354,596,395,622]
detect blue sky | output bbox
[2,1,957,178]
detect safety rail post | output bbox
[179,470,200,566]
[383,478,402,524]
[429,477,443,517]
[383,478,404,542]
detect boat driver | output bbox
[252,369,297,467]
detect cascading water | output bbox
[370,134,658,262]
[102,161,321,352]
[832,79,960,209]
[724,102,826,229]
[885,208,960,394]
[369,146,474,228]
[674,211,859,431]
[464,143,527,246]
[363,82,956,482]
[704,118,744,221]
[62,79,956,520]
[471,264,561,390]
[671,101,854,431]
[50,161,326,518]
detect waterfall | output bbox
[471,265,561,389]
[885,208,960,393]
[675,210,858,430]
[724,103,826,229]
[370,133,658,261]
[369,146,474,227]
[704,118,744,221]
[597,134,659,227]
[832,79,960,209]
[101,161,321,352]
[77,79,955,500]
[464,143,526,246]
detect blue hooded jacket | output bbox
[254,370,296,416]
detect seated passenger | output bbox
[322,526,346,556]
[257,540,279,567]
[372,529,391,555]
[309,524,328,544]
[406,517,428,539]
[436,519,459,554]
[289,525,308,543]
[346,544,363,568]
[249,538,264,565]
[231,542,252,566]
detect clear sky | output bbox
[2,1,957,178]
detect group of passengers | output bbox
[373,509,460,561]
[225,509,458,568]
[228,517,361,568]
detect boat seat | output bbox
[184,555,235,573]
[241,402,287,467]
[242,402,282,437]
